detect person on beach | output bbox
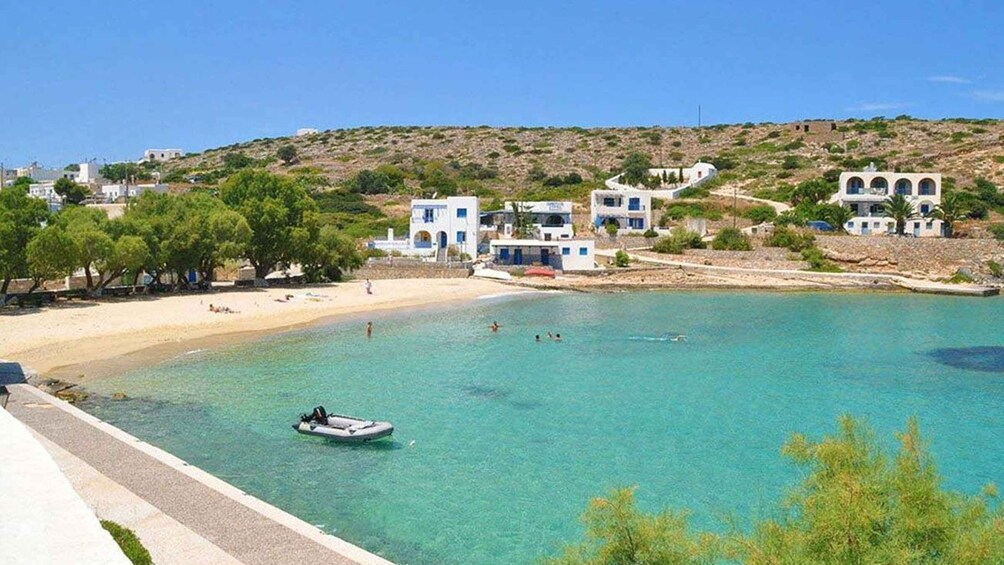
[490,321,500,332]
[366,321,373,338]
[364,279,373,295]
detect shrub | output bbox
[946,269,975,284]
[101,521,152,565]
[614,250,630,267]
[652,229,705,254]
[766,227,816,252]
[604,222,619,236]
[987,260,1003,278]
[742,204,777,224]
[989,224,1004,241]
[801,246,842,272]
[711,227,751,251]
[642,228,658,239]
[781,155,801,170]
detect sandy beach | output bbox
[1,278,517,383]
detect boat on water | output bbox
[293,406,394,443]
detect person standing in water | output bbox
[366,321,373,338]
[490,321,500,332]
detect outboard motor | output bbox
[312,406,327,422]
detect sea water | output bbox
[81,292,1004,564]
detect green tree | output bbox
[222,152,254,170]
[100,162,151,183]
[55,206,151,292]
[276,144,298,165]
[219,170,318,279]
[348,169,391,195]
[790,178,835,206]
[821,204,853,233]
[0,185,50,297]
[301,226,363,282]
[930,191,968,238]
[26,226,77,294]
[614,250,630,267]
[742,205,777,224]
[882,193,915,236]
[621,152,653,186]
[53,177,88,204]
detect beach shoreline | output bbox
[1,278,522,385]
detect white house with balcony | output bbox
[591,189,652,233]
[489,238,595,271]
[605,162,717,199]
[831,168,943,237]
[480,201,574,241]
[27,182,64,212]
[370,196,480,259]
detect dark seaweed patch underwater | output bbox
[928,346,1004,373]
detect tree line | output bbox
[0,170,362,300]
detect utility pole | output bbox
[698,105,702,128]
[733,184,738,229]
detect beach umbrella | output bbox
[0,362,26,409]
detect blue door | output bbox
[439,232,448,248]
[540,248,550,266]
[513,248,523,265]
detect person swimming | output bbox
[490,321,500,332]
[670,334,686,342]
[535,335,541,342]
[554,333,562,341]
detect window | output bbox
[847,221,854,228]
[456,231,466,244]
[499,248,510,260]
[603,197,616,207]
[561,247,571,256]
[926,221,933,229]
[628,197,641,211]
[920,204,930,215]
[873,222,880,228]
[579,247,588,256]
[423,208,434,222]
[456,208,467,218]
[628,218,644,229]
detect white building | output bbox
[142,149,183,162]
[100,183,168,202]
[605,161,718,199]
[832,169,943,237]
[15,162,77,183]
[480,201,574,241]
[590,189,653,233]
[27,182,64,212]
[370,196,480,259]
[489,239,595,271]
[296,128,319,136]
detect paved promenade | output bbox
[6,385,394,565]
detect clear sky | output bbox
[2,1,1002,167]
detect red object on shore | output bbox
[524,267,556,278]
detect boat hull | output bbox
[292,420,394,443]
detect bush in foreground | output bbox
[652,229,706,254]
[101,520,152,565]
[545,416,1004,565]
[765,227,815,252]
[614,250,630,268]
[710,228,751,251]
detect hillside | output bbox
[160,118,1004,236]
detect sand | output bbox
[1,278,517,383]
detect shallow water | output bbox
[81,292,1004,564]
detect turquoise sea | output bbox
[81,292,1004,564]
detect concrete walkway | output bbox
[6,385,394,565]
[710,188,792,212]
[0,402,130,565]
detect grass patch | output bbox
[101,521,152,565]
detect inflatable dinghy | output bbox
[293,406,394,443]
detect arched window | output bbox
[919,178,936,195]
[847,177,864,194]
[894,179,913,195]
[869,177,888,194]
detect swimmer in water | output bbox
[366,321,373,338]
[490,321,500,332]
[554,333,562,341]
[670,334,686,342]
[535,335,541,342]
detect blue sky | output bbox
[2,1,1002,167]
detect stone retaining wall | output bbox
[354,260,471,280]
[817,235,1004,278]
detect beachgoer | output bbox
[535,335,541,342]
[364,279,373,295]
[547,332,553,339]
[208,303,214,312]
[366,321,373,338]
[555,333,562,341]
[671,334,686,342]
[490,321,500,332]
